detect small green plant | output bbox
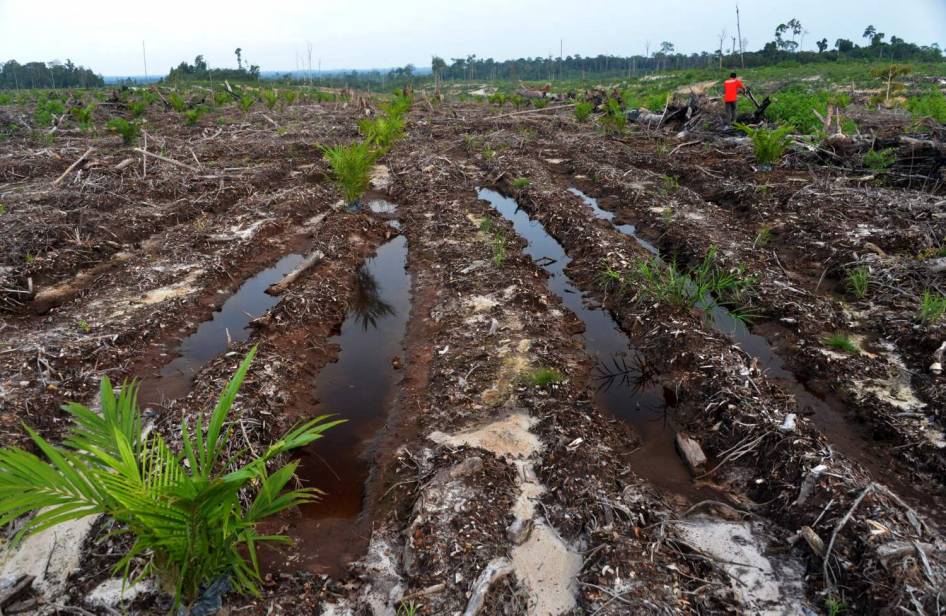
[77,319,91,333]
[322,141,377,204]
[754,226,773,248]
[398,600,421,616]
[845,266,870,300]
[598,264,627,296]
[524,367,565,387]
[920,290,946,323]
[71,103,95,130]
[511,94,527,109]
[106,118,140,145]
[478,217,507,266]
[599,98,626,135]
[34,98,65,126]
[383,90,413,117]
[129,100,147,118]
[0,203,5,215]
[823,332,858,353]
[574,101,594,122]
[239,94,255,113]
[481,144,497,160]
[167,91,187,113]
[825,597,847,616]
[357,113,405,155]
[661,174,680,193]
[261,89,279,110]
[183,108,205,126]
[488,92,507,107]
[532,97,549,109]
[862,148,897,172]
[906,88,946,124]
[0,348,341,609]
[735,123,794,166]
[213,91,231,107]
[511,177,531,190]
[660,206,674,225]
[281,89,297,106]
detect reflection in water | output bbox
[593,351,658,394]
[351,266,395,330]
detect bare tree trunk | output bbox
[736,5,745,67]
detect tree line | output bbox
[0,59,104,90]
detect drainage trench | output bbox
[139,253,305,405]
[478,188,713,502]
[568,186,942,519]
[287,230,411,576]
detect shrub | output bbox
[824,332,858,353]
[845,266,870,299]
[322,141,377,204]
[107,118,140,145]
[574,101,594,122]
[167,91,187,113]
[920,290,946,323]
[767,88,830,135]
[0,348,341,608]
[735,123,794,165]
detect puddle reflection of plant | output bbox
[351,265,395,330]
[593,351,659,394]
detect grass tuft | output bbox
[845,266,870,300]
[524,367,565,387]
[823,332,858,353]
[920,290,946,324]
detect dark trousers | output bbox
[725,101,737,124]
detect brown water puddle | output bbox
[478,188,718,503]
[273,233,411,576]
[138,253,305,406]
[567,186,945,521]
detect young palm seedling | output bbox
[599,98,626,135]
[184,107,205,126]
[106,118,140,145]
[261,89,279,110]
[0,348,342,609]
[167,91,187,113]
[239,94,255,114]
[71,103,96,131]
[281,89,297,107]
[575,101,594,123]
[735,123,794,166]
[322,141,377,206]
[357,114,405,155]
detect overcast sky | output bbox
[1,0,944,76]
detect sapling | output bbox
[261,89,279,110]
[322,141,377,205]
[239,94,255,113]
[574,102,594,122]
[106,118,140,145]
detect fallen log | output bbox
[266,250,324,295]
[488,103,576,120]
[32,252,133,314]
[133,148,199,173]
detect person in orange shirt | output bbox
[723,72,745,126]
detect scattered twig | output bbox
[52,147,95,185]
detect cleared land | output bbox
[0,71,945,615]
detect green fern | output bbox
[0,347,341,608]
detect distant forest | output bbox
[0,59,103,89]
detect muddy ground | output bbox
[1,94,945,615]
